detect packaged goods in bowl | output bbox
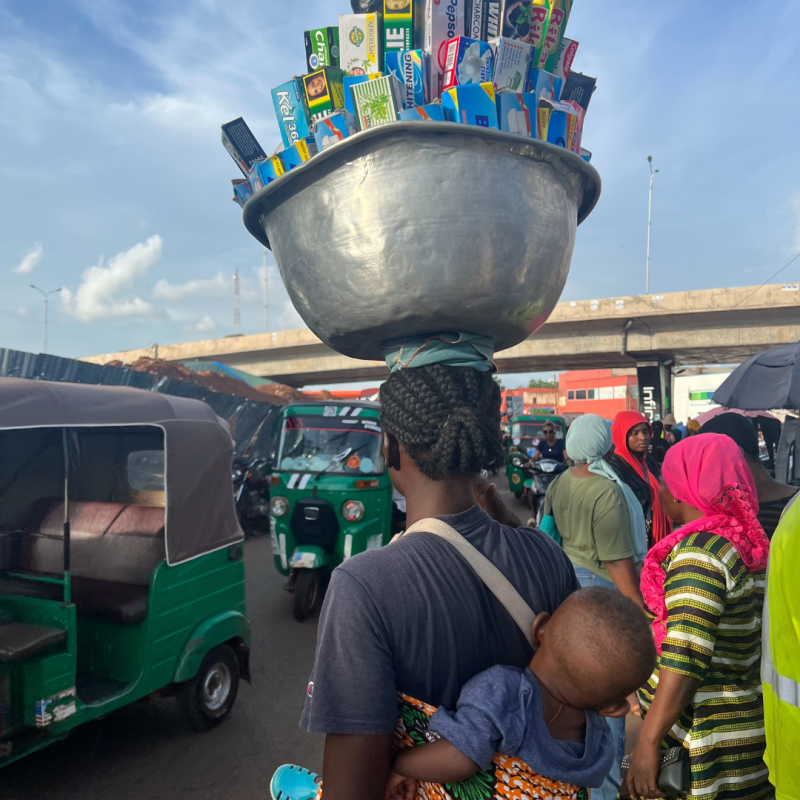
[442,37,494,91]
[221,117,268,175]
[423,0,465,98]
[442,82,498,128]
[398,102,445,121]
[249,156,286,190]
[232,179,254,208]
[271,78,314,148]
[502,0,550,55]
[343,72,383,114]
[305,27,341,70]
[314,111,358,150]
[339,13,382,75]
[561,70,595,112]
[384,49,428,109]
[350,73,406,129]
[549,37,578,81]
[383,0,420,55]
[489,36,533,91]
[528,68,562,102]
[539,0,573,70]
[282,138,318,170]
[495,90,536,136]
[541,99,579,152]
[465,0,504,41]
[303,67,346,122]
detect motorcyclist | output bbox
[531,423,566,464]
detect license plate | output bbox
[291,551,317,569]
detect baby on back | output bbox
[387,587,656,798]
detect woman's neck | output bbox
[403,475,477,527]
[571,463,595,479]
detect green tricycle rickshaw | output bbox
[0,379,251,767]
[268,402,398,621]
[504,414,568,500]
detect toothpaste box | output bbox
[442,82,499,128]
[465,0,504,41]
[304,27,340,71]
[489,36,533,92]
[343,73,384,115]
[502,0,549,60]
[339,14,382,76]
[314,111,358,150]
[423,0,465,99]
[549,37,578,82]
[281,138,318,171]
[398,102,445,121]
[221,117,268,176]
[561,71,596,112]
[383,0,418,56]
[560,98,584,151]
[384,49,428,109]
[495,90,537,136]
[302,67,346,123]
[545,99,579,152]
[270,79,313,149]
[539,0,573,69]
[535,96,552,140]
[232,179,254,208]
[442,37,494,91]
[528,68,563,102]
[350,73,406,129]
[248,156,286,191]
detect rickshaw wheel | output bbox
[293,569,321,622]
[179,644,240,732]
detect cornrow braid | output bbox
[379,364,504,480]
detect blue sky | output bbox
[2,0,799,388]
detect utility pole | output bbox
[263,247,270,333]
[29,285,62,354]
[646,156,659,295]
[233,270,241,335]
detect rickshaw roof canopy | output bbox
[0,378,242,565]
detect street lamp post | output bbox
[646,156,660,295]
[29,285,62,354]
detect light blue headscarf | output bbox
[564,414,648,563]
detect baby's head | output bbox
[530,588,656,717]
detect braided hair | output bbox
[380,364,504,480]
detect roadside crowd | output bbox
[540,409,798,800]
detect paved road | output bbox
[0,536,323,800]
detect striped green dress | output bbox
[639,531,771,800]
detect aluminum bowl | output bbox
[243,122,600,361]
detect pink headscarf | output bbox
[640,434,770,651]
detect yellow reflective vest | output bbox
[762,493,800,800]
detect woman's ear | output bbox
[384,433,401,471]
[531,612,551,648]
[597,698,631,719]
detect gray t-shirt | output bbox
[301,505,578,734]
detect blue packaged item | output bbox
[384,50,428,110]
[271,78,313,149]
[398,103,445,122]
[343,73,383,116]
[281,138,319,171]
[314,111,358,151]
[442,37,494,91]
[545,100,580,152]
[495,91,537,137]
[528,69,563,103]
[442,83,498,129]
[580,147,592,163]
[232,179,254,208]
[248,156,286,190]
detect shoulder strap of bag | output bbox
[399,518,535,647]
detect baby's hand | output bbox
[385,771,417,800]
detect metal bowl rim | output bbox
[242,121,602,249]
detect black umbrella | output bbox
[713,341,800,411]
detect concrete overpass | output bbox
[84,283,800,386]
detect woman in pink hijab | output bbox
[624,434,771,800]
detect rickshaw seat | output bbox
[71,577,149,625]
[0,622,66,662]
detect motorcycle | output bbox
[233,457,271,537]
[525,458,568,525]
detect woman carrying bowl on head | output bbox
[609,411,672,548]
[624,434,772,800]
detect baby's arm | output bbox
[393,739,480,785]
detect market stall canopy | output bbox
[0,378,242,565]
[713,342,800,411]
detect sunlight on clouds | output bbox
[153,271,229,301]
[12,242,43,274]
[61,235,162,322]
[184,315,217,334]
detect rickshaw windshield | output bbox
[274,415,384,475]
[511,422,564,441]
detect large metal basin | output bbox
[243,122,600,361]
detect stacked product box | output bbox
[442,37,494,91]
[383,0,421,56]
[385,49,428,110]
[350,74,406,129]
[339,13,382,75]
[304,27,340,71]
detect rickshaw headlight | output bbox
[511,456,523,468]
[341,500,364,522]
[270,496,289,517]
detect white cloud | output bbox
[184,315,217,334]
[17,307,28,316]
[61,235,162,322]
[153,271,229,301]
[13,243,43,274]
